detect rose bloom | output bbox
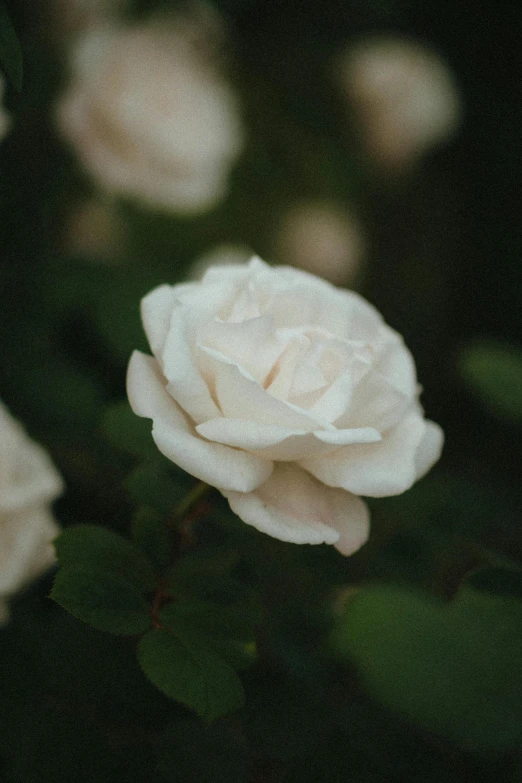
[56,19,244,213]
[127,257,442,555]
[338,36,461,171]
[274,201,365,286]
[0,402,63,623]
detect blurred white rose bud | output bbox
[61,197,127,262]
[337,36,461,171]
[0,402,64,623]
[0,75,11,141]
[56,15,244,213]
[274,201,366,286]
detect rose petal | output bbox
[127,351,273,492]
[329,493,370,556]
[221,464,342,545]
[0,506,58,594]
[300,409,428,497]
[414,419,444,478]
[198,314,285,385]
[196,418,380,461]
[201,345,335,431]
[141,284,182,358]
[160,300,223,423]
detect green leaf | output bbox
[459,339,522,422]
[101,401,156,458]
[131,506,170,572]
[156,720,249,783]
[125,462,190,516]
[51,566,151,635]
[330,579,522,750]
[0,3,22,90]
[137,629,244,721]
[167,572,263,624]
[159,602,257,670]
[54,524,156,592]
[169,545,239,582]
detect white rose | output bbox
[338,36,461,170]
[0,402,64,623]
[127,257,443,555]
[56,19,244,213]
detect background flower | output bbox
[56,15,244,213]
[127,257,442,555]
[0,402,63,623]
[337,36,461,171]
[273,201,366,285]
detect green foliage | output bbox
[459,339,522,422]
[54,524,157,592]
[125,461,191,516]
[330,571,522,750]
[131,506,171,572]
[243,674,332,762]
[137,629,245,721]
[102,401,157,458]
[155,720,249,783]
[51,566,151,635]
[0,3,22,89]
[159,601,257,671]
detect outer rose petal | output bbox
[414,420,444,479]
[222,463,368,555]
[329,493,370,556]
[196,418,380,461]
[127,351,273,492]
[300,409,429,497]
[141,284,182,359]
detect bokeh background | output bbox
[1,0,521,781]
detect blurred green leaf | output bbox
[54,524,157,592]
[132,506,170,572]
[0,3,22,90]
[138,629,244,721]
[243,673,332,762]
[159,601,257,670]
[459,340,522,422]
[51,566,151,635]
[101,401,156,458]
[467,566,522,601]
[330,578,522,750]
[125,462,190,516]
[156,720,249,783]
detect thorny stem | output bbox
[151,482,213,627]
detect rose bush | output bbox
[0,402,63,622]
[127,257,443,555]
[56,18,244,213]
